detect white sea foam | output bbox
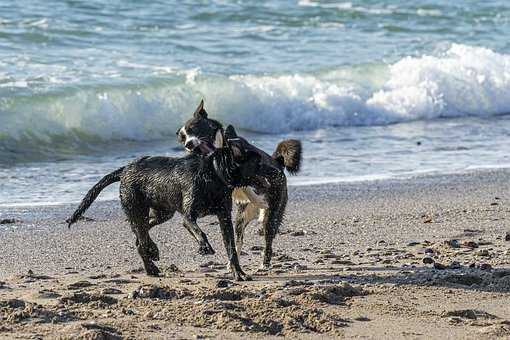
[1,44,510,150]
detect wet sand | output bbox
[1,169,510,339]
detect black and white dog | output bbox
[177,100,302,268]
[67,137,262,281]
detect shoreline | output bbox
[2,165,510,210]
[1,168,510,338]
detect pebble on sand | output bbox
[423,257,434,264]
[0,218,18,224]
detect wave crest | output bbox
[2,44,510,161]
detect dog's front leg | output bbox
[182,217,215,255]
[217,211,251,281]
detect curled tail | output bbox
[66,167,124,228]
[272,139,302,175]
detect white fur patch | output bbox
[258,209,267,223]
[180,127,201,152]
[214,129,224,148]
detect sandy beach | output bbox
[0,169,509,339]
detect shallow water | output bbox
[2,1,510,205]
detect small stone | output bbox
[423,257,434,264]
[216,279,234,288]
[407,241,420,247]
[476,249,490,257]
[463,228,482,234]
[67,280,94,290]
[424,248,435,254]
[354,316,371,322]
[462,241,479,248]
[101,288,123,295]
[479,263,492,271]
[250,245,264,251]
[37,289,61,299]
[434,262,447,270]
[445,239,460,248]
[448,317,463,324]
[444,309,498,320]
[505,232,510,242]
[331,259,354,265]
[449,261,462,269]
[443,274,483,286]
[293,263,307,271]
[0,218,17,224]
[490,202,499,206]
[166,264,180,272]
[290,230,305,237]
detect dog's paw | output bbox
[259,262,271,270]
[232,270,252,282]
[198,244,216,255]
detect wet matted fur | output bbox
[177,100,302,268]
[67,141,262,281]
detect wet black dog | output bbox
[176,100,302,268]
[67,137,262,281]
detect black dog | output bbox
[176,100,302,268]
[67,137,261,281]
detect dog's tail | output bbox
[272,139,302,175]
[66,167,124,228]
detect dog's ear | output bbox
[214,128,224,148]
[224,125,237,140]
[193,99,207,119]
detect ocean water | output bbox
[2,0,510,206]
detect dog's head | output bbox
[176,100,224,153]
[225,125,261,179]
[210,125,262,188]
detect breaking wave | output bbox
[2,44,510,162]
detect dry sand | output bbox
[1,169,510,339]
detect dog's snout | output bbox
[177,128,186,144]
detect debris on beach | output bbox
[0,218,19,225]
[442,309,498,320]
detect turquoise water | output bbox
[2,0,510,205]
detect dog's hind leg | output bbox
[132,225,161,276]
[122,193,160,276]
[234,203,258,255]
[183,217,215,255]
[135,233,160,262]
